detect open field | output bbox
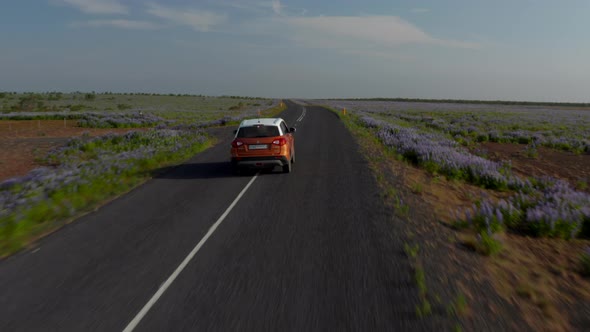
[315,99,590,330]
[0,94,280,182]
[0,92,272,114]
[1,93,277,125]
[0,95,283,255]
[0,120,146,182]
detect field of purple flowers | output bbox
[1,92,280,129]
[1,100,279,129]
[0,127,209,254]
[0,97,285,255]
[319,100,590,241]
[322,100,590,153]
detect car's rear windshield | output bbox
[237,125,280,138]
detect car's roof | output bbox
[239,118,283,127]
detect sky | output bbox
[1,0,589,102]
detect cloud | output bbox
[56,0,127,14]
[72,19,161,30]
[280,15,479,50]
[146,3,227,32]
[341,48,414,61]
[271,1,283,15]
[285,16,432,45]
[213,0,302,16]
[410,8,430,13]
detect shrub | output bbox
[371,119,514,190]
[47,92,62,101]
[462,231,503,256]
[524,142,539,158]
[477,231,503,255]
[67,104,85,112]
[461,179,590,239]
[17,94,43,111]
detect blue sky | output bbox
[1,0,589,102]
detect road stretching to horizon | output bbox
[0,101,441,331]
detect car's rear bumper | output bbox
[231,156,289,168]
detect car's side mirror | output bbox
[289,127,296,133]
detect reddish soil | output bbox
[0,120,145,181]
[478,142,590,191]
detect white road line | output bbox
[122,174,259,332]
[296,107,306,122]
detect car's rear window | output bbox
[237,125,280,138]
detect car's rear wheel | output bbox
[282,158,292,173]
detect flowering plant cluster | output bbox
[462,178,590,239]
[0,127,208,251]
[362,116,520,190]
[353,111,590,239]
[1,99,281,129]
[321,100,590,153]
[77,112,166,128]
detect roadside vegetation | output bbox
[0,93,283,257]
[322,100,589,241]
[318,99,590,330]
[0,129,211,255]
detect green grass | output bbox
[576,180,589,191]
[404,242,420,258]
[415,266,427,297]
[415,299,432,317]
[447,293,468,316]
[461,231,503,256]
[410,182,423,194]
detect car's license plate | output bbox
[249,144,268,150]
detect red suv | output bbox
[230,118,296,174]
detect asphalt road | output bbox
[0,101,435,331]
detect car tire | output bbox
[283,158,292,173]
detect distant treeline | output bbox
[331,98,590,108]
[0,91,268,100]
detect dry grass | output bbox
[340,114,590,331]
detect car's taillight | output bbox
[231,140,244,148]
[272,138,287,146]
